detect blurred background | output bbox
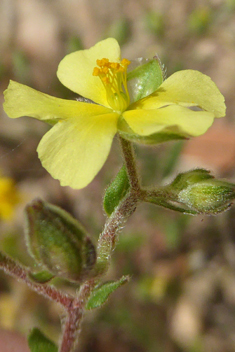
[1,0,235,351]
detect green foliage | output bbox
[146,196,197,215]
[170,169,213,192]
[188,7,212,35]
[144,11,165,36]
[104,18,131,45]
[226,0,235,11]
[66,36,84,53]
[25,199,96,282]
[12,50,30,83]
[86,275,130,310]
[104,165,130,216]
[28,328,57,352]
[29,270,55,284]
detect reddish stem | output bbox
[59,280,95,352]
[0,251,72,308]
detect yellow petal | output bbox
[123,105,214,137]
[3,80,112,122]
[37,112,119,189]
[132,70,226,118]
[57,38,121,107]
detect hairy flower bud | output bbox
[25,199,96,282]
[169,169,235,214]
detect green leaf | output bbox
[127,56,165,102]
[86,275,130,310]
[28,270,55,284]
[28,328,57,352]
[103,165,130,216]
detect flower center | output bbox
[93,58,131,113]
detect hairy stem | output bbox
[59,280,95,352]
[0,138,143,352]
[119,135,141,191]
[58,138,143,351]
[96,138,143,275]
[0,251,72,308]
[96,191,139,275]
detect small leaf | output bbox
[28,270,55,284]
[28,327,57,352]
[103,166,130,216]
[86,275,130,310]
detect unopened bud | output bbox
[25,199,96,282]
[169,169,235,214]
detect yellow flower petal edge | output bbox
[3,80,111,122]
[37,112,119,189]
[133,70,226,118]
[57,38,121,108]
[123,104,214,137]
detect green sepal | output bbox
[178,180,235,214]
[28,327,57,352]
[127,56,165,103]
[170,169,213,192]
[103,165,130,216]
[118,117,187,145]
[25,199,96,283]
[86,275,130,310]
[28,270,55,284]
[145,196,197,215]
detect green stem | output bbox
[95,138,143,275]
[143,189,198,215]
[119,135,141,191]
[96,191,139,275]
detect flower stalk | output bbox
[0,250,73,308]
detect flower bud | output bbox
[169,169,235,214]
[25,199,96,282]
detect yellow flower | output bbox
[0,176,20,220]
[3,38,226,189]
